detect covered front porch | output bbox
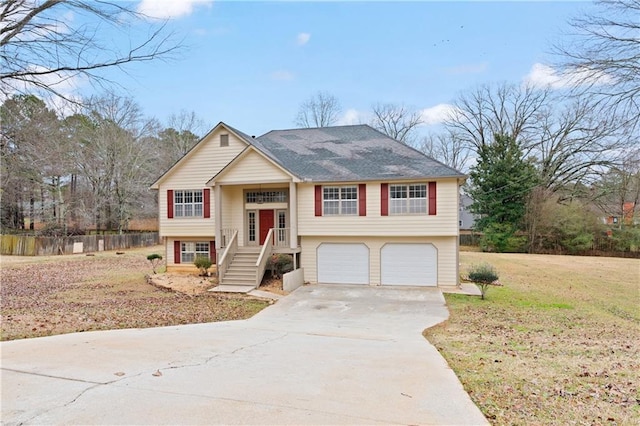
[212,181,301,292]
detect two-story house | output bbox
[150,122,466,291]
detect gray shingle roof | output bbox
[252,124,465,182]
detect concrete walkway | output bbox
[1,285,488,425]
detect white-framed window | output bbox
[390,183,427,214]
[181,242,209,263]
[248,211,256,243]
[246,191,287,203]
[174,190,203,217]
[323,186,358,215]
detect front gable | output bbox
[150,122,250,189]
[208,147,297,185]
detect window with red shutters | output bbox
[167,190,174,218]
[173,240,180,264]
[314,185,322,216]
[203,188,210,218]
[428,181,437,215]
[381,183,388,216]
[358,184,366,216]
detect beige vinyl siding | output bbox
[297,179,460,237]
[215,149,292,184]
[301,235,458,286]
[157,129,246,238]
[221,186,244,244]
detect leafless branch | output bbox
[370,103,423,145]
[0,0,180,101]
[294,91,342,128]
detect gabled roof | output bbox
[150,121,255,189]
[251,124,465,182]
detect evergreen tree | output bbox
[468,134,539,251]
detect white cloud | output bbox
[270,70,295,81]
[297,32,311,46]
[419,103,458,125]
[524,63,614,89]
[338,108,366,125]
[137,0,213,19]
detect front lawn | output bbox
[0,246,269,341]
[425,252,639,425]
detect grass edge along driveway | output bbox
[425,251,640,425]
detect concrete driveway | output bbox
[1,285,487,425]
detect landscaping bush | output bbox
[194,256,213,276]
[268,253,293,279]
[468,262,501,300]
[146,253,163,274]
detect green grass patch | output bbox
[425,252,640,425]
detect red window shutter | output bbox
[167,190,174,219]
[203,188,211,218]
[358,184,366,216]
[381,183,388,216]
[314,185,322,216]
[174,240,181,264]
[210,240,216,263]
[428,181,437,215]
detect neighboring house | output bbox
[150,122,466,290]
[459,193,477,232]
[604,202,638,227]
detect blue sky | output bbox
[85,1,589,137]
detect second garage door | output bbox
[381,243,437,286]
[317,243,369,284]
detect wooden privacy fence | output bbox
[1,233,159,256]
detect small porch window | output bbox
[246,191,287,203]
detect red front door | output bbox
[259,210,274,244]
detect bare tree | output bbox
[444,83,551,152]
[554,0,640,126]
[294,91,341,128]
[444,82,630,199]
[421,131,472,172]
[154,111,205,172]
[0,0,179,101]
[535,98,623,196]
[370,103,423,145]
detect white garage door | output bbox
[381,243,437,286]
[317,243,369,285]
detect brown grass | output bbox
[425,252,640,425]
[0,246,268,341]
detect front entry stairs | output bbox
[211,247,262,293]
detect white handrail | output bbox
[217,230,238,282]
[255,228,274,286]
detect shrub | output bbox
[468,262,501,300]
[146,253,163,274]
[267,253,293,279]
[194,256,213,276]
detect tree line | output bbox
[0,93,203,234]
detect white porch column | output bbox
[214,184,222,250]
[289,181,298,250]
